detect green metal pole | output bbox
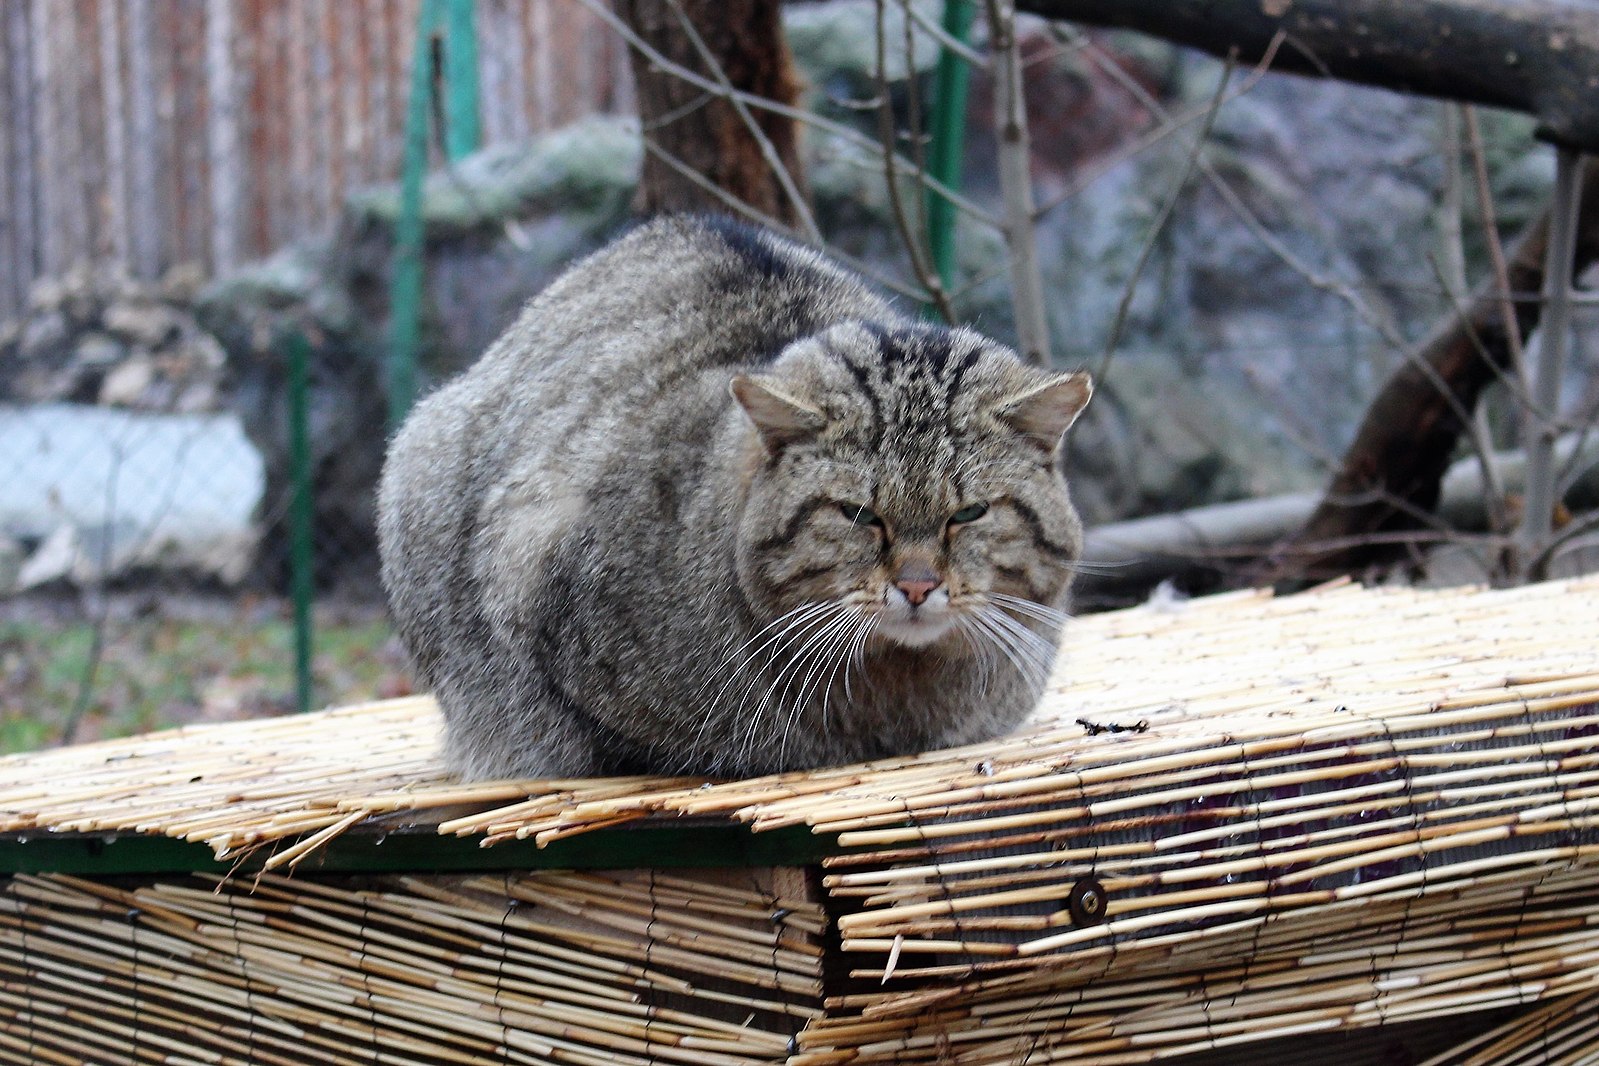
[441,0,480,162]
[387,0,440,430]
[925,0,975,303]
[286,330,315,714]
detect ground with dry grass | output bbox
[0,594,413,753]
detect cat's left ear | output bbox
[998,371,1092,454]
[731,375,827,455]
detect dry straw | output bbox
[2,575,1599,1061]
[0,868,822,1066]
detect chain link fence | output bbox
[0,0,629,747]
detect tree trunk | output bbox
[615,0,806,226]
[1014,0,1599,152]
[1259,165,1599,583]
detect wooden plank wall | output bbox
[0,0,633,323]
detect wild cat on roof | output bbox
[378,216,1092,780]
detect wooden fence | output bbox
[0,0,632,323]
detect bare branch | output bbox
[1264,162,1599,583]
[903,1,990,68]
[986,0,1051,365]
[639,134,935,303]
[1014,0,1599,152]
[1462,106,1528,378]
[577,0,999,228]
[874,0,957,321]
[1069,30,1408,355]
[1517,147,1587,580]
[1096,49,1237,379]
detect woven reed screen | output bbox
[2,576,1598,1062]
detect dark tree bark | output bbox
[1259,165,1599,582]
[615,0,807,225]
[1014,0,1599,151]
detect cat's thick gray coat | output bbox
[379,217,1091,780]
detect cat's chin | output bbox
[873,615,958,649]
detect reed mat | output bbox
[0,867,823,1065]
[2,575,1598,1062]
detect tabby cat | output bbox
[378,216,1091,780]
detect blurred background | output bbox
[1,0,1594,749]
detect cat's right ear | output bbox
[731,375,827,455]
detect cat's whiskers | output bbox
[952,613,997,692]
[984,607,1061,693]
[840,608,875,706]
[805,608,874,748]
[697,601,835,706]
[961,609,1036,690]
[964,604,1056,694]
[987,591,1071,630]
[690,601,838,758]
[727,600,856,769]
[753,604,863,767]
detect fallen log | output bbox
[1079,434,1599,597]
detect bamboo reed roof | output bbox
[2,575,1595,868]
[3,575,1599,1063]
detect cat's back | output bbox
[397,217,894,475]
[378,217,898,671]
[474,216,889,407]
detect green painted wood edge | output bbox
[0,823,846,877]
[387,0,438,430]
[925,0,976,303]
[286,330,315,715]
[441,0,481,163]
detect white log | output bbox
[1082,435,1599,587]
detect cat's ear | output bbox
[998,371,1092,454]
[730,375,827,454]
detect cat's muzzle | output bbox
[877,586,955,647]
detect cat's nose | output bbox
[894,562,943,606]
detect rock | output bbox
[187,330,226,371]
[75,332,127,368]
[346,114,639,237]
[343,115,639,387]
[104,301,183,348]
[26,276,66,316]
[19,311,69,362]
[97,354,157,407]
[197,245,382,593]
[0,535,22,594]
[15,525,79,589]
[160,262,207,304]
[0,405,264,588]
[785,0,947,93]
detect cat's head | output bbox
[730,322,1091,664]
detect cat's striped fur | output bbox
[378,216,1091,780]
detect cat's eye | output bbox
[840,503,884,527]
[949,503,989,525]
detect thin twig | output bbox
[986,0,1051,365]
[638,135,933,303]
[900,0,933,264]
[1067,29,1406,356]
[576,0,999,229]
[1518,146,1586,581]
[1422,250,1509,538]
[1462,105,1527,379]
[902,0,989,68]
[875,0,957,320]
[1096,49,1236,380]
